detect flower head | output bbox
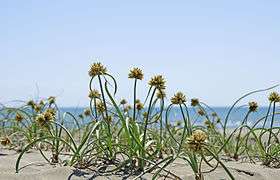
[120,99,127,105]
[171,92,186,105]
[248,101,258,112]
[84,108,91,116]
[128,67,144,80]
[136,102,144,110]
[197,109,205,116]
[43,111,54,122]
[88,89,101,99]
[191,98,199,107]
[268,92,280,102]
[15,113,24,122]
[36,110,55,126]
[149,75,166,90]
[1,137,11,146]
[34,105,41,113]
[88,62,107,77]
[27,100,36,108]
[187,130,207,151]
[96,101,105,113]
[39,100,45,107]
[48,96,56,104]
[211,112,217,117]
[36,114,46,126]
[46,108,56,116]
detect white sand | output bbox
[0,149,280,180]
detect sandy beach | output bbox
[0,149,279,180]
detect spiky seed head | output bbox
[248,101,258,112]
[15,113,24,122]
[187,130,207,151]
[36,114,46,126]
[27,100,36,108]
[197,109,205,116]
[88,62,107,77]
[120,99,127,105]
[45,108,56,116]
[136,102,144,110]
[34,105,41,113]
[191,98,199,107]
[268,92,280,102]
[1,137,11,146]
[105,116,112,123]
[171,92,186,105]
[128,67,144,80]
[78,114,84,119]
[211,112,217,117]
[43,111,54,122]
[88,89,101,99]
[96,101,105,113]
[149,75,166,90]
[39,100,45,106]
[48,96,56,104]
[84,108,91,116]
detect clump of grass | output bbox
[0,62,279,179]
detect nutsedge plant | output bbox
[0,62,280,179]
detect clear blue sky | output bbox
[0,1,279,107]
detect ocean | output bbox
[59,106,280,128]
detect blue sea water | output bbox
[59,106,280,128]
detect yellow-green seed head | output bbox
[187,130,207,151]
[88,89,101,99]
[128,67,144,80]
[248,101,258,112]
[48,96,56,104]
[191,98,199,107]
[96,101,105,113]
[197,109,205,116]
[136,102,144,110]
[15,113,24,122]
[268,92,280,102]
[1,137,11,146]
[171,92,186,105]
[84,108,91,116]
[120,99,127,105]
[149,75,166,90]
[88,62,107,77]
[27,100,36,108]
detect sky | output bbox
[0,0,279,107]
